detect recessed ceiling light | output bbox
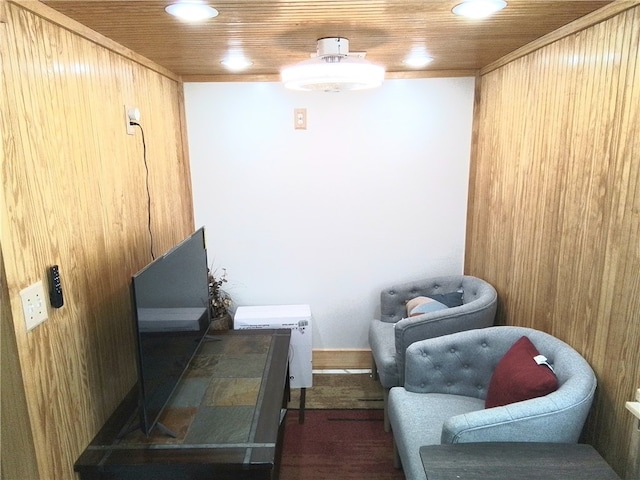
[221,56,253,71]
[403,46,434,68]
[403,55,434,68]
[452,0,507,19]
[165,2,219,22]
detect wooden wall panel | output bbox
[1,245,40,480]
[466,5,639,477]
[1,2,193,479]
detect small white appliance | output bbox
[234,304,312,388]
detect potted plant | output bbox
[209,268,232,330]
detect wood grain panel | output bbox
[40,0,612,77]
[0,235,39,480]
[1,2,193,479]
[466,5,640,477]
[313,349,372,370]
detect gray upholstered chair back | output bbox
[380,275,495,323]
[392,276,497,386]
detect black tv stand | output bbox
[75,329,291,480]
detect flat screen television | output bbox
[130,227,211,436]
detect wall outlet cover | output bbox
[294,108,307,130]
[20,281,49,331]
[125,105,136,135]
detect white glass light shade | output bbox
[165,2,219,21]
[281,57,385,92]
[452,0,507,19]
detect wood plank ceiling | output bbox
[41,0,613,80]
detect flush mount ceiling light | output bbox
[165,2,219,21]
[452,0,507,19]
[281,38,385,92]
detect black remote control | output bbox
[49,265,64,308]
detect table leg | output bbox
[299,388,306,424]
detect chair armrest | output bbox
[442,384,596,444]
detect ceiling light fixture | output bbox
[452,0,507,19]
[221,55,253,71]
[403,56,434,68]
[281,38,385,93]
[165,2,219,22]
[403,47,434,68]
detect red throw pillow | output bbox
[485,336,559,408]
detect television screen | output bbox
[130,227,211,436]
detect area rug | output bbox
[279,409,403,480]
[287,373,384,410]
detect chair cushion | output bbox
[389,389,484,480]
[406,296,448,316]
[485,336,558,408]
[430,290,464,308]
[406,291,464,317]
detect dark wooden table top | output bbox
[420,442,620,480]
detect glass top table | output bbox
[75,329,291,480]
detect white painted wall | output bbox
[184,77,475,349]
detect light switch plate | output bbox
[20,281,48,331]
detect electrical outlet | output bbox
[125,105,140,135]
[125,105,134,135]
[294,108,307,130]
[20,281,48,331]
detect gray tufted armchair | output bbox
[388,326,597,480]
[368,275,497,430]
